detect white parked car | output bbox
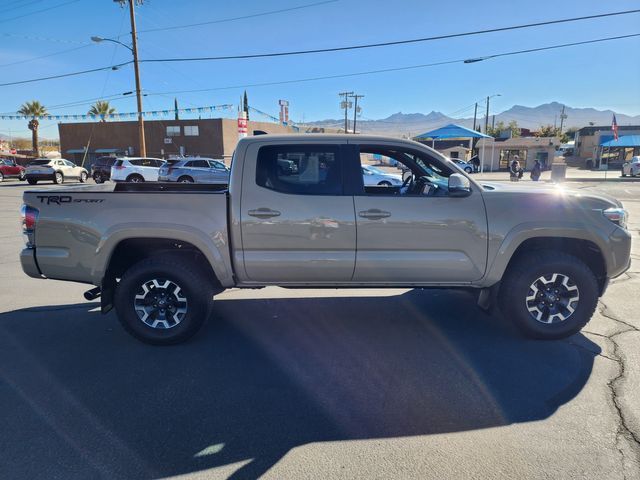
[451,159,473,174]
[621,156,640,177]
[361,164,403,186]
[110,157,166,182]
[25,158,88,185]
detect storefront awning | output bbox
[66,149,86,153]
[600,135,640,148]
[95,148,122,153]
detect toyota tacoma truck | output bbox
[20,135,631,344]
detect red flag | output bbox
[611,114,619,141]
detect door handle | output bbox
[248,208,281,219]
[358,209,391,220]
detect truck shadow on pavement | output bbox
[0,289,600,480]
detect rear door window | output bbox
[256,145,342,195]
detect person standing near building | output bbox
[510,156,522,181]
[530,159,542,181]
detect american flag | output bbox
[611,114,619,141]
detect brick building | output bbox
[58,118,299,166]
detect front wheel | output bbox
[114,256,214,345]
[178,176,194,183]
[79,171,88,183]
[464,167,473,174]
[0,172,4,182]
[94,173,104,184]
[27,178,38,185]
[377,181,392,186]
[499,250,598,339]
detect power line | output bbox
[135,0,338,34]
[139,9,640,63]
[146,33,640,96]
[0,44,93,68]
[5,0,46,14]
[0,61,132,87]
[0,0,81,24]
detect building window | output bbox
[184,125,199,136]
[499,149,527,169]
[166,126,180,137]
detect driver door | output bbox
[350,143,488,284]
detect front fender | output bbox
[481,221,615,286]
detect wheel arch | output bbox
[494,236,607,294]
[98,233,232,312]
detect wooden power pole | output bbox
[127,0,146,157]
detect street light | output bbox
[481,94,502,174]
[91,1,145,156]
[91,36,133,52]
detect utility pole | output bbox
[127,0,146,157]
[559,105,567,135]
[339,91,353,134]
[349,93,364,134]
[472,102,478,131]
[483,96,490,134]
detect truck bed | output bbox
[23,183,233,287]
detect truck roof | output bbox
[238,134,428,146]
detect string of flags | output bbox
[0,104,234,121]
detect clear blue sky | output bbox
[1,0,639,139]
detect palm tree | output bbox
[88,101,116,121]
[17,100,47,157]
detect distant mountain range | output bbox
[308,102,640,137]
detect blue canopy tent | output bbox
[598,135,640,168]
[414,123,491,171]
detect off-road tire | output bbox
[114,256,214,345]
[499,249,598,339]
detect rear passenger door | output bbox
[239,143,356,283]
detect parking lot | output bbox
[0,178,639,479]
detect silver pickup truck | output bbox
[20,135,631,344]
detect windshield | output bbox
[29,160,51,166]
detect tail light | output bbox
[113,165,125,170]
[20,204,39,248]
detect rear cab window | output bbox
[256,145,342,195]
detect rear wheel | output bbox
[94,173,104,184]
[79,171,88,183]
[54,172,64,184]
[19,170,26,181]
[178,176,194,183]
[27,178,38,185]
[499,250,598,339]
[378,180,392,186]
[126,174,144,183]
[114,256,214,345]
[0,172,4,182]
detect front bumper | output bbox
[20,248,43,279]
[608,227,632,279]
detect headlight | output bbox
[603,207,628,229]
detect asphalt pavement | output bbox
[0,178,638,479]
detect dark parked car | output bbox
[0,158,26,182]
[91,156,118,183]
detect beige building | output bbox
[476,136,560,171]
[575,125,640,168]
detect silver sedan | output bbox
[158,158,230,184]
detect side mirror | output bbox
[448,173,472,197]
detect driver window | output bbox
[357,146,454,197]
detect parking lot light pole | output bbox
[91,0,146,156]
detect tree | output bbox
[88,101,116,121]
[536,124,561,138]
[486,120,520,138]
[17,100,47,157]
